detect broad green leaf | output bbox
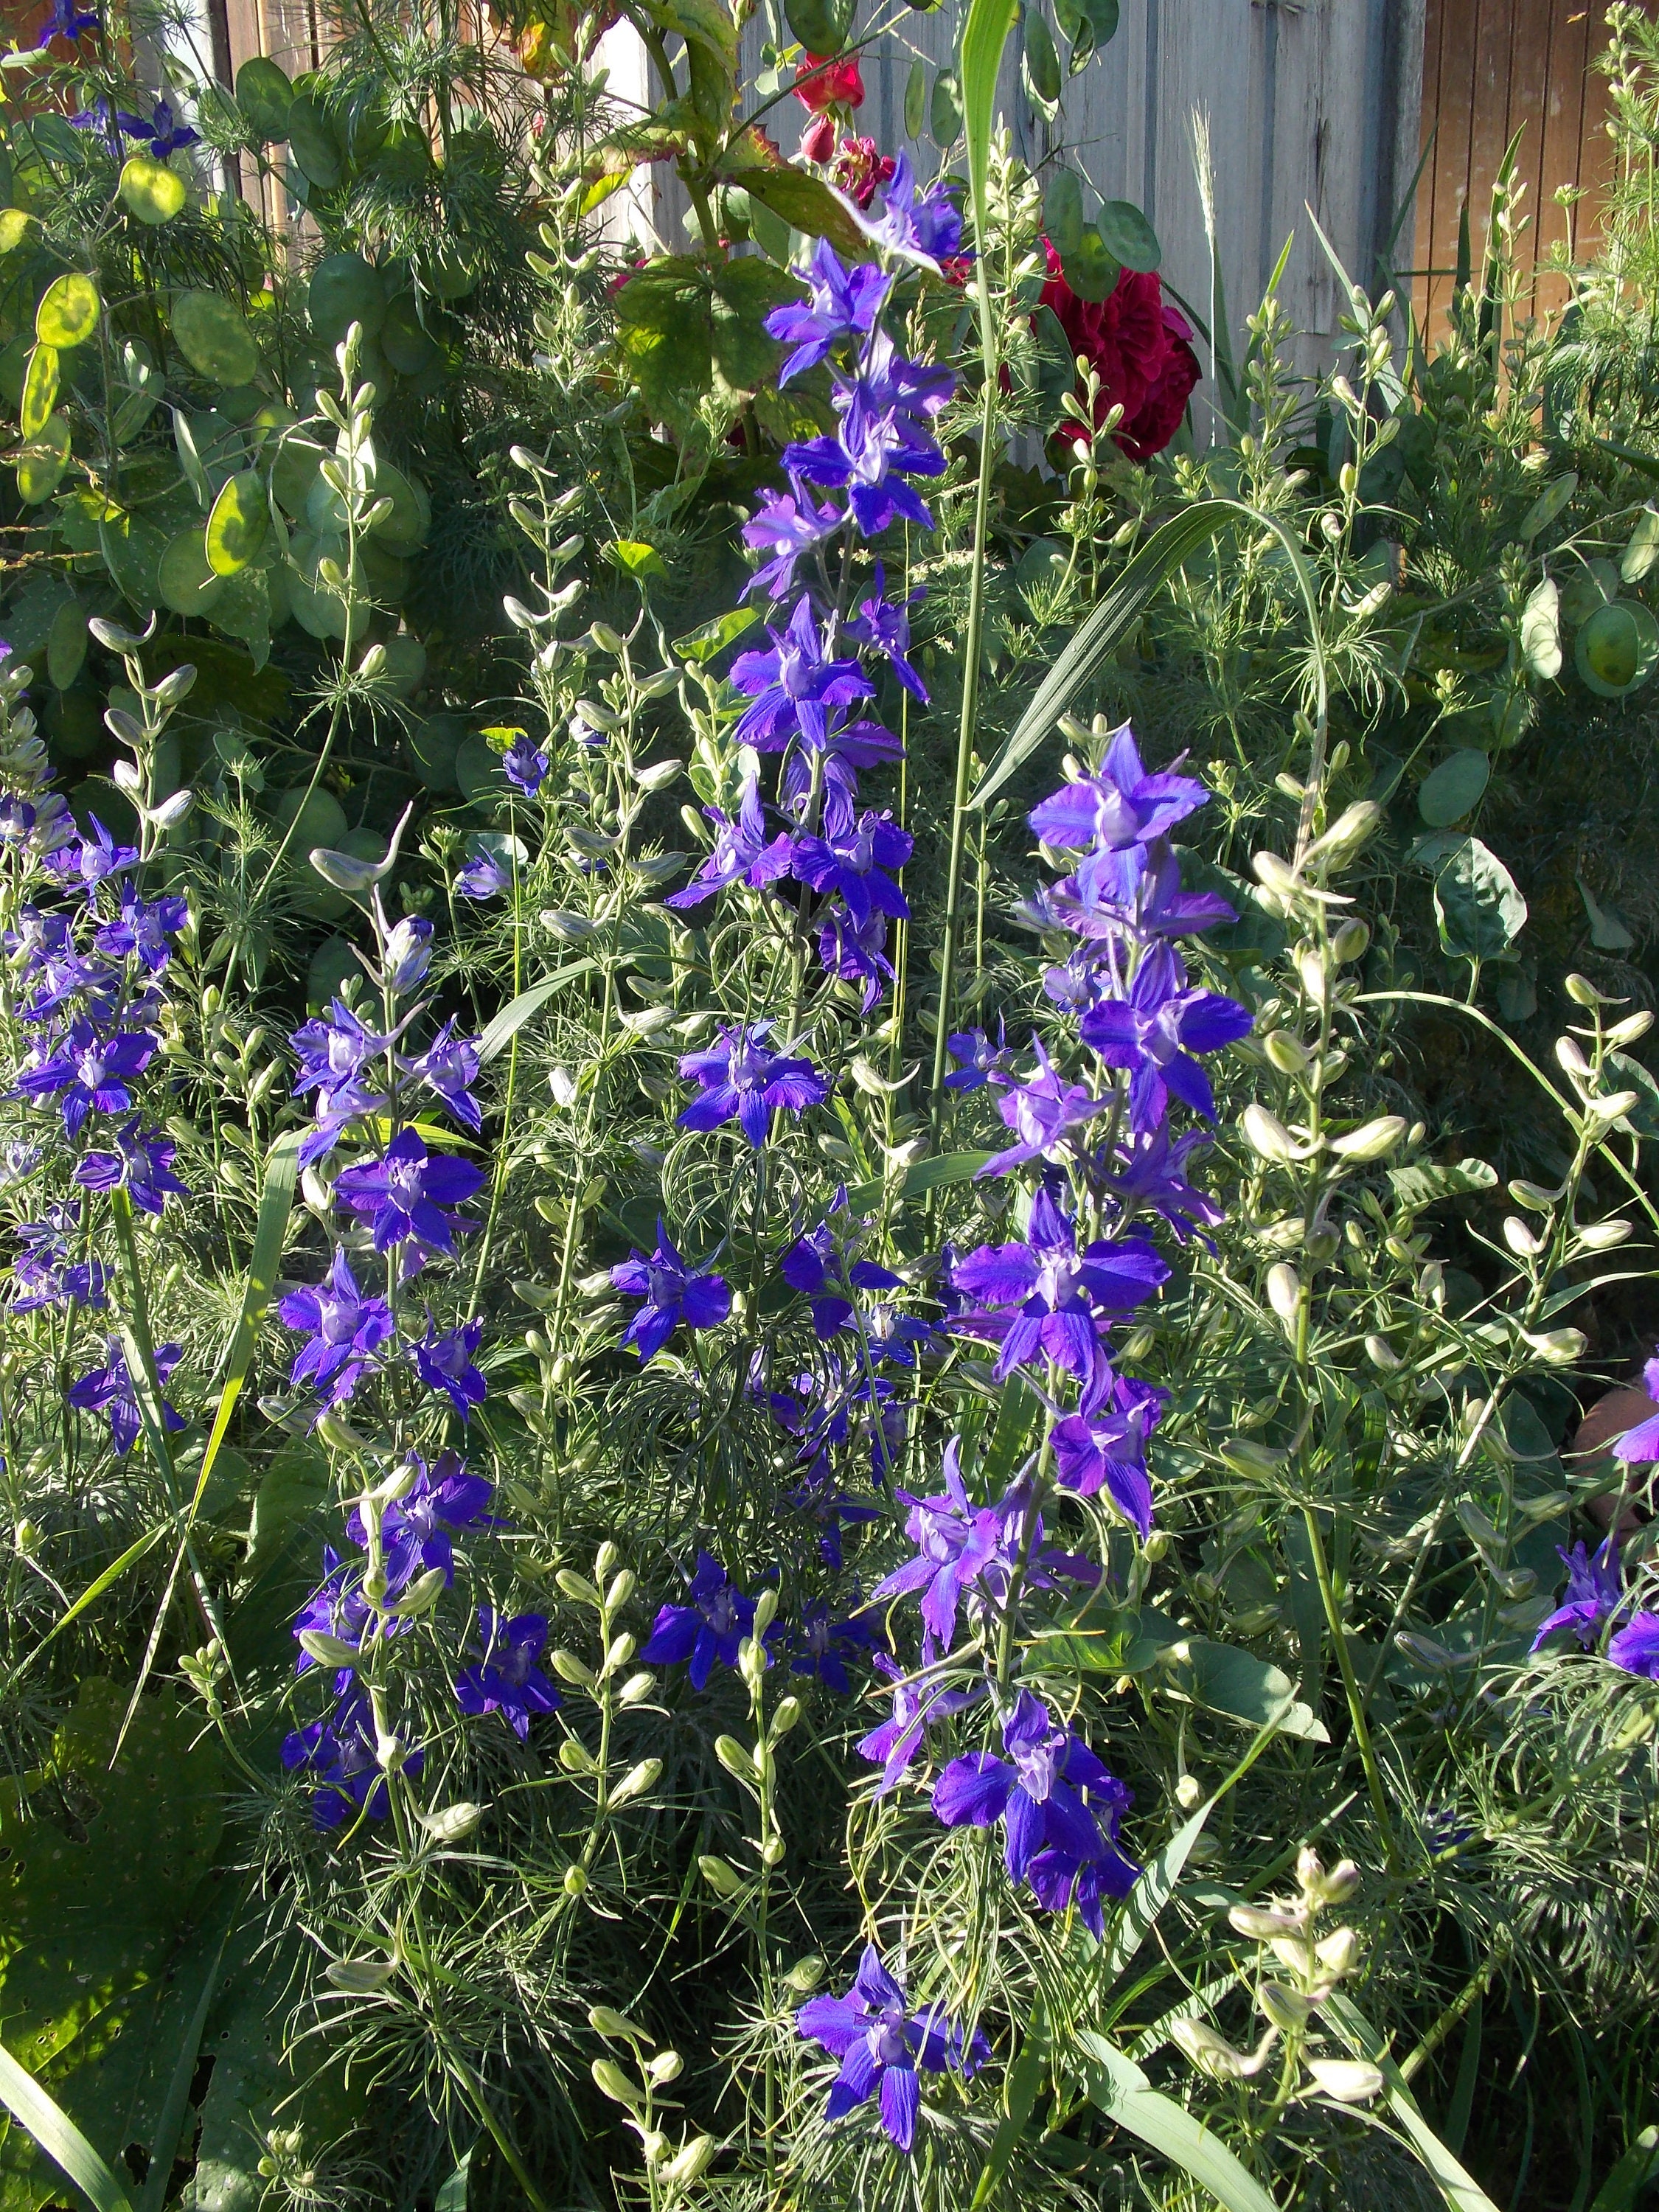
[1577,872,1635,951]
[1044,168,1085,259]
[1517,470,1576,541]
[1520,575,1561,678]
[0,2044,133,2212]
[1022,2,1062,106]
[616,257,713,427]
[675,605,759,663]
[35,272,100,349]
[46,597,86,690]
[842,1149,995,1213]
[1101,1798,1215,1980]
[783,0,853,54]
[206,470,269,575]
[158,527,226,616]
[172,291,258,385]
[434,2150,474,2212]
[1417,747,1489,827]
[737,164,867,256]
[1171,1637,1329,1740]
[1621,503,1659,582]
[117,155,185,225]
[904,58,927,139]
[610,538,667,581]
[1575,598,1659,697]
[710,257,793,389]
[1589,2127,1659,2212]
[16,414,70,504]
[18,344,58,439]
[234,54,293,142]
[961,0,1016,255]
[1062,224,1119,303]
[1322,1994,1500,2212]
[970,1995,1048,2210]
[1430,835,1527,961]
[1096,197,1161,271]
[285,92,344,187]
[1387,1156,1497,1209]
[477,964,602,1064]
[1077,2034,1284,2212]
[245,1440,330,1573]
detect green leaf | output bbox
[158,527,226,617]
[171,291,258,386]
[969,1995,1048,2209]
[1022,3,1062,106]
[1520,575,1561,678]
[905,58,927,139]
[1170,1637,1329,1740]
[1621,504,1659,582]
[1430,835,1527,961]
[675,605,759,663]
[285,92,343,188]
[1077,2035,1284,2212]
[35,272,100,349]
[710,257,793,389]
[961,0,1015,254]
[1095,198,1160,271]
[1061,224,1119,303]
[1589,2127,1659,2212]
[736,164,869,256]
[1044,167,1085,259]
[234,55,293,142]
[1577,873,1635,952]
[616,257,713,427]
[971,501,1241,809]
[245,1441,329,1573]
[0,2044,133,2212]
[434,2150,474,2212]
[18,344,58,439]
[1387,1156,1497,1209]
[783,0,853,53]
[609,538,667,582]
[931,68,962,148]
[97,511,168,611]
[1417,748,1489,827]
[841,1149,995,1214]
[205,470,268,576]
[46,597,86,691]
[1321,1994,1501,2212]
[477,964,602,1064]
[117,155,185,225]
[1517,471,1576,541]
[1100,1798,1216,1981]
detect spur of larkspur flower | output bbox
[610,1222,731,1364]
[796,1944,987,2153]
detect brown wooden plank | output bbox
[1413,0,1447,330]
[1465,0,1514,310]
[1534,0,1594,320]
[1425,0,1480,334]
[1504,0,1554,313]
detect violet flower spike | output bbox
[1028,725,1209,853]
[858,1644,982,1793]
[1609,1613,1659,1677]
[765,239,893,385]
[730,594,872,754]
[610,1221,731,1363]
[640,1551,759,1688]
[843,564,928,700]
[1079,940,1254,1134]
[666,779,794,908]
[933,1690,1136,1894]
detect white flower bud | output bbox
[1267,1262,1302,1326]
[1329,1116,1406,1161]
[1503,1216,1544,1258]
[608,1757,661,1806]
[662,2137,716,2185]
[420,1801,482,1843]
[1565,973,1615,1006]
[1304,2057,1384,2102]
[1259,1981,1312,2032]
[1577,1220,1633,1249]
[1363,1333,1400,1370]
[634,757,681,792]
[1556,1034,1592,1081]
[1264,1031,1310,1074]
[1242,1103,1297,1163]
[647,2048,684,2085]
[1229,1904,1304,1940]
[326,1955,397,1992]
[1604,1009,1653,1047]
[1330,918,1371,963]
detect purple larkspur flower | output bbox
[730,595,872,754]
[457,848,507,900]
[92,886,188,973]
[666,779,794,909]
[45,816,136,895]
[786,1474,880,1569]
[369,1449,496,1585]
[291,999,389,1163]
[816,905,894,1011]
[68,1335,185,1457]
[933,1691,1137,1903]
[869,1441,1096,1644]
[14,1018,155,1136]
[278,1247,396,1408]
[1051,838,1235,944]
[741,478,845,603]
[779,713,905,838]
[1100,1123,1225,1245]
[946,1023,1013,1093]
[1048,1374,1169,1539]
[1609,1612,1659,1677]
[282,1686,422,1831]
[292,1545,390,1686]
[7,1213,108,1311]
[950,1186,1167,1399]
[610,1220,731,1363]
[790,808,912,927]
[857,1644,982,1793]
[116,95,198,154]
[765,238,892,384]
[1079,942,1253,1134]
[781,1192,901,1338]
[796,1944,987,2154]
[849,151,967,269]
[1531,1535,1624,1652]
[977,1035,1106,1177]
[1029,727,1209,853]
[785,376,945,540]
[843,565,928,700]
[76,1117,187,1215]
[334,1127,485,1259]
[410,1313,487,1420]
[403,1019,483,1134]
[456,1608,561,1739]
[640,1551,758,1688]
[790,1599,877,1694]
[678,1020,830,1145]
[1611,1357,1659,1461]
[501,734,549,796]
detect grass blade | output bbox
[1322,1993,1501,2212]
[1077,2034,1283,2212]
[1589,2128,1659,2212]
[0,2040,134,2212]
[477,961,599,1065]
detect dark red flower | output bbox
[801,111,837,164]
[795,52,864,113]
[832,133,895,209]
[1038,239,1200,462]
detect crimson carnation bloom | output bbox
[795,52,863,112]
[1037,242,1200,462]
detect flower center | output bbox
[1012,1728,1062,1803]
[703,1585,738,1635]
[1034,1250,1082,1308]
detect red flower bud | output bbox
[800,111,838,164]
[794,52,864,113]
